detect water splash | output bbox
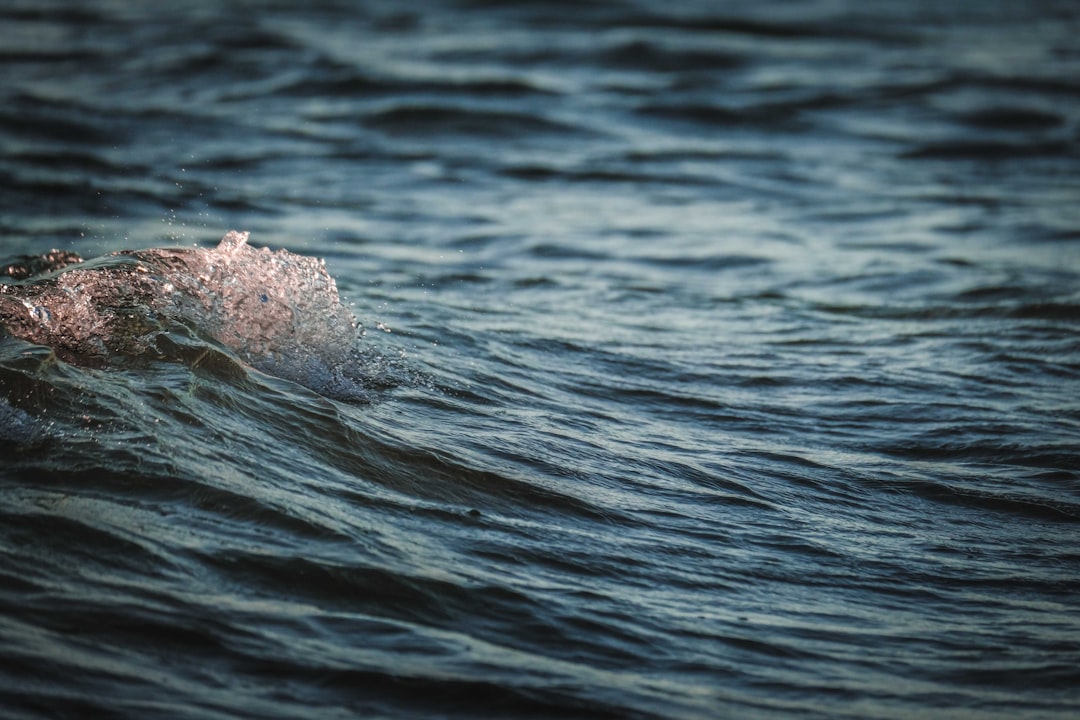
[0,231,371,399]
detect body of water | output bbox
[1,1,1079,718]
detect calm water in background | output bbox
[2,1,1080,718]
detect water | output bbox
[2,1,1079,718]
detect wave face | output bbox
[2,1,1080,719]
[1,232,370,400]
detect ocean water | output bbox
[2,1,1079,718]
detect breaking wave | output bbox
[0,231,390,402]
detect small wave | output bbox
[1007,302,1080,321]
[889,475,1080,521]
[596,39,744,73]
[901,140,1072,160]
[616,13,911,43]
[955,107,1065,131]
[363,104,585,138]
[806,299,1080,324]
[0,232,383,401]
[635,101,819,130]
[497,164,720,186]
[279,67,556,100]
[0,395,48,446]
[0,97,115,145]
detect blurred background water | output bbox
[1,1,1079,718]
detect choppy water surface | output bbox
[2,1,1079,718]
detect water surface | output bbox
[2,1,1079,718]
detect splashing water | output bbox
[0,231,372,400]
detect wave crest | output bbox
[0,231,371,399]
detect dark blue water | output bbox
[2,1,1079,718]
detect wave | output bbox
[0,232,373,401]
[361,104,585,138]
[274,65,556,100]
[954,107,1065,131]
[634,101,820,130]
[902,140,1073,160]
